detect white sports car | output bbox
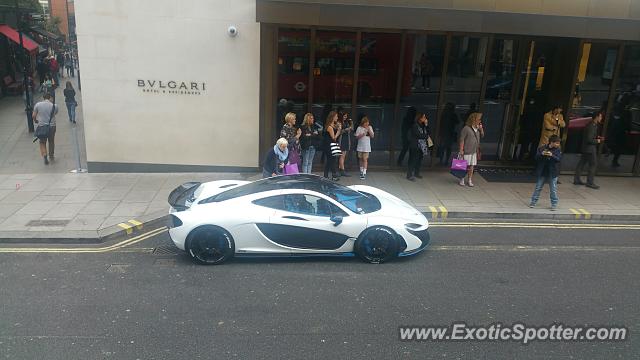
[167,174,430,265]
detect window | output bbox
[253,194,347,217]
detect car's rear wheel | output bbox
[186,226,235,265]
[354,226,399,264]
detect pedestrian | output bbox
[573,112,604,189]
[458,112,484,187]
[538,105,565,147]
[355,115,374,180]
[65,53,75,78]
[397,107,417,166]
[42,74,54,97]
[323,111,341,181]
[56,52,65,78]
[300,113,321,173]
[32,93,59,165]
[279,112,302,171]
[63,81,77,124]
[406,112,431,181]
[49,56,59,87]
[529,135,562,210]
[337,111,354,177]
[263,138,289,178]
[438,102,459,165]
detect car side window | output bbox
[252,195,286,210]
[283,194,347,218]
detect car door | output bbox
[261,193,367,253]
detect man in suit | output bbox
[574,112,604,189]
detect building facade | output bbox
[75,0,640,175]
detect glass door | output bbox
[484,38,520,160]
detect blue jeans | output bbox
[530,176,558,207]
[302,147,316,173]
[66,102,76,122]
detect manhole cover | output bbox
[26,219,71,227]
[153,245,180,256]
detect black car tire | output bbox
[354,226,399,264]
[186,225,235,265]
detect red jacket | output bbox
[49,59,59,71]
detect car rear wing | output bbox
[168,182,201,211]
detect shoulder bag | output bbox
[34,101,56,140]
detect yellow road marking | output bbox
[438,206,448,219]
[569,208,582,220]
[0,227,168,253]
[429,206,438,219]
[578,208,591,220]
[429,222,640,230]
[429,245,640,252]
[118,222,133,235]
[128,219,144,230]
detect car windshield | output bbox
[199,175,381,214]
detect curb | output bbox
[422,210,640,222]
[0,211,169,245]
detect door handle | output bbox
[282,215,308,221]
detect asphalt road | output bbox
[1,223,639,359]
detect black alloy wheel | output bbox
[354,226,399,264]
[187,226,235,265]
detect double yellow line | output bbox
[428,206,448,219]
[569,208,591,220]
[430,222,640,230]
[0,227,168,253]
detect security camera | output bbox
[227,26,238,37]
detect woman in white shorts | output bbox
[458,112,484,187]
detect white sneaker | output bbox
[468,180,474,187]
[459,178,465,186]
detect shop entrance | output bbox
[497,38,580,163]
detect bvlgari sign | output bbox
[138,80,206,95]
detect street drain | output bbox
[153,245,180,256]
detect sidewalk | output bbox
[1,170,639,242]
[0,75,87,174]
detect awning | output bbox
[30,27,61,41]
[0,24,39,53]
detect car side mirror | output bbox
[330,215,343,226]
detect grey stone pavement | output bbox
[0,170,639,240]
[0,75,86,174]
[1,75,639,240]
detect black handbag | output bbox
[35,100,56,140]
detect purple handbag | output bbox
[451,158,468,171]
[284,163,299,175]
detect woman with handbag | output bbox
[406,112,431,181]
[300,113,321,173]
[337,111,354,177]
[458,112,484,187]
[63,81,78,124]
[323,111,341,181]
[279,112,302,170]
[262,138,289,178]
[32,93,58,165]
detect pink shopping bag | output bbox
[450,158,468,179]
[284,163,299,175]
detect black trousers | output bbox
[397,140,410,165]
[407,148,424,178]
[324,153,338,178]
[574,152,597,185]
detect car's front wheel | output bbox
[354,226,399,264]
[186,226,235,265]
